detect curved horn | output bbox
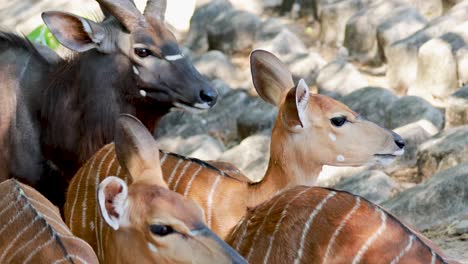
[144,0,167,21]
[96,0,145,30]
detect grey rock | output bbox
[417,125,468,181]
[341,87,398,127]
[255,28,308,56]
[218,133,271,182]
[383,163,468,230]
[452,219,468,235]
[158,134,225,160]
[334,170,399,204]
[446,85,468,128]
[207,9,261,54]
[316,57,369,98]
[237,96,278,139]
[193,51,239,86]
[156,90,250,144]
[185,0,233,53]
[210,79,232,98]
[385,96,444,130]
[386,1,468,94]
[255,18,289,42]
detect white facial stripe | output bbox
[328,133,337,142]
[337,155,345,162]
[165,54,184,61]
[139,90,147,97]
[132,65,140,75]
[147,242,158,253]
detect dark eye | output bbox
[150,224,174,236]
[330,116,347,127]
[135,48,151,58]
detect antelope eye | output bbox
[135,48,151,58]
[150,224,174,236]
[330,116,347,127]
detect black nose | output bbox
[392,132,405,149]
[199,88,218,106]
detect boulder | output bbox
[156,90,250,144]
[255,28,308,57]
[319,0,368,46]
[445,85,468,128]
[316,165,367,187]
[386,1,468,94]
[207,9,261,54]
[237,96,277,139]
[333,170,399,204]
[341,87,398,127]
[376,7,427,64]
[344,0,405,65]
[385,96,444,130]
[409,21,468,101]
[158,134,225,160]
[255,18,288,42]
[218,133,271,182]
[210,79,232,98]
[193,50,240,86]
[417,125,468,181]
[383,163,468,230]
[185,0,233,53]
[316,56,369,98]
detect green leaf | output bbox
[27,25,60,50]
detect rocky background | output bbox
[1,0,467,262]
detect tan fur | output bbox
[0,179,98,263]
[225,186,454,264]
[64,115,245,264]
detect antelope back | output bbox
[0,179,98,263]
[65,115,246,264]
[226,186,451,264]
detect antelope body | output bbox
[64,115,246,264]
[225,185,453,264]
[0,0,216,207]
[0,179,98,263]
[76,50,406,238]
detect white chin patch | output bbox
[336,155,345,162]
[173,102,207,114]
[393,149,405,156]
[132,65,140,75]
[139,90,147,97]
[193,102,211,109]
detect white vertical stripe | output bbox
[263,188,311,264]
[99,152,117,260]
[183,165,202,197]
[206,175,222,228]
[390,235,415,264]
[233,214,254,251]
[323,197,361,264]
[23,235,55,264]
[0,215,40,262]
[294,191,336,264]
[6,225,48,263]
[0,203,28,236]
[160,152,168,166]
[246,193,284,261]
[167,159,183,185]
[172,161,192,190]
[430,250,436,264]
[352,208,387,264]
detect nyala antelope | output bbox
[0,179,98,263]
[226,185,455,264]
[64,115,246,264]
[75,49,406,238]
[0,0,216,207]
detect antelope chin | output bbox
[372,151,403,166]
[172,102,209,114]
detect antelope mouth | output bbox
[172,102,210,114]
[374,149,405,158]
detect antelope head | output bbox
[251,50,405,171]
[42,0,217,111]
[97,115,246,264]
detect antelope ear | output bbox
[250,50,294,106]
[282,79,310,128]
[97,176,129,230]
[114,114,166,187]
[42,11,106,52]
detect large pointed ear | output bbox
[282,79,310,128]
[114,114,167,187]
[42,11,106,52]
[250,50,295,106]
[97,176,129,230]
